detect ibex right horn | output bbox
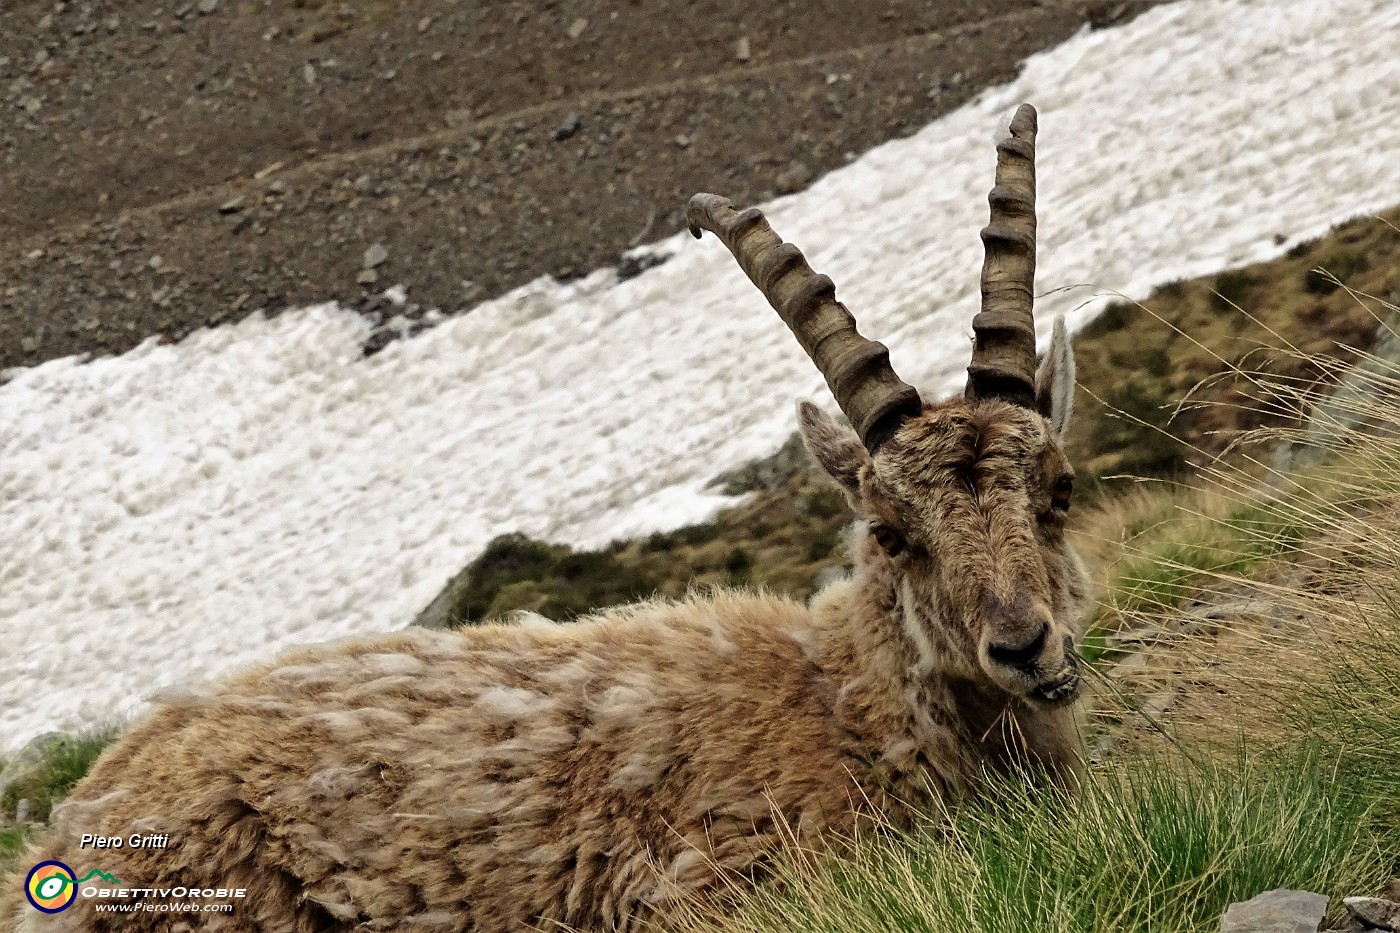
[687,194,922,452]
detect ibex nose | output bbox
[986,620,1049,673]
[981,592,1054,672]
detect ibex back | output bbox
[0,103,1089,933]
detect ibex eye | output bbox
[871,524,906,557]
[1052,476,1074,512]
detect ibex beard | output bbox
[0,103,1089,933]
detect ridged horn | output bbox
[966,103,1040,409]
[687,193,922,452]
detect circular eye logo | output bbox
[25,861,77,913]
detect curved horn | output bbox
[687,193,922,452]
[966,103,1039,409]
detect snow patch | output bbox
[3,0,1400,748]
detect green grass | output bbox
[0,827,27,867]
[0,726,121,826]
[416,478,853,628]
[1085,442,1400,634]
[1283,595,1400,850]
[1088,495,1301,632]
[0,724,124,872]
[670,745,1393,933]
[0,727,122,875]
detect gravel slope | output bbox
[0,0,1160,371]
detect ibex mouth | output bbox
[1032,671,1080,705]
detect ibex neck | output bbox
[809,574,980,809]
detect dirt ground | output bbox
[0,0,1164,372]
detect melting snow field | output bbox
[3,0,1400,749]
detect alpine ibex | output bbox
[1,104,1087,933]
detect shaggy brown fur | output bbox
[0,320,1087,933]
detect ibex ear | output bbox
[1035,317,1075,439]
[797,401,869,505]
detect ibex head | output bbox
[689,104,1085,707]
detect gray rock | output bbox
[1106,649,1149,678]
[705,431,811,495]
[1140,689,1175,719]
[1089,730,1123,761]
[776,160,813,194]
[14,799,31,824]
[412,564,475,630]
[1344,896,1400,931]
[1088,2,1133,30]
[1106,623,1180,647]
[1220,889,1329,933]
[361,329,395,357]
[735,36,751,62]
[813,565,849,591]
[566,17,587,39]
[196,0,219,13]
[504,610,555,627]
[616,250,670,281]
[356,268,379,285]
[1276,309,1400,474]
[1184,597,1267,624]
[218,195,244,214]
[362,242,389,270]
[554,112,582,142]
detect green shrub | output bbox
[0,726,121,824]
[805,526,842,562]
[1156,279,1186,300]
[724,547,753,583]
[0,826,28,866]
[1094,377,1187,479]
[1211,269,1257,311]
[1080,301,1133,339]
[1303,250,1368,294]
[802,488,846,520]
[676,522,725,547]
